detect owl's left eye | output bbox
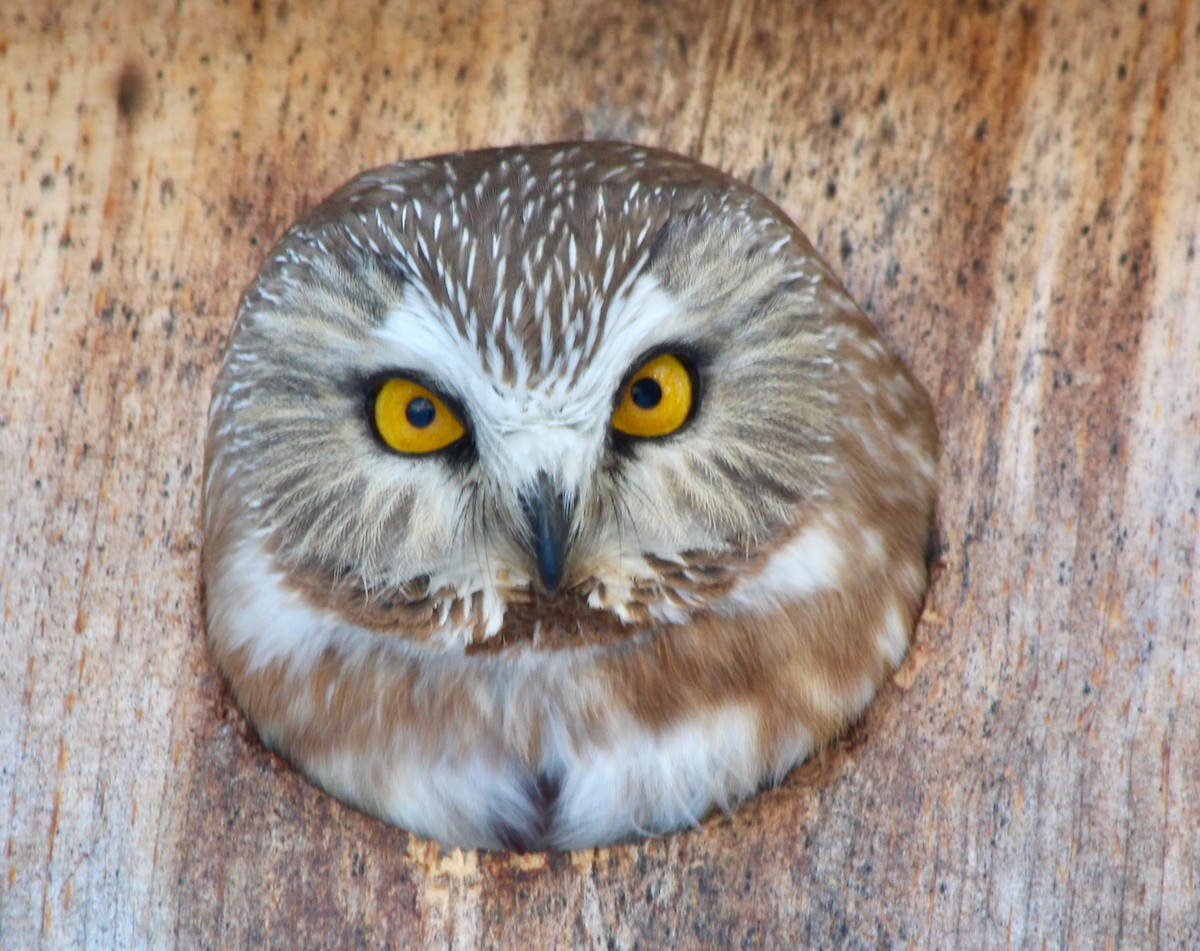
[372,378,465,454]
[611,353,694,438]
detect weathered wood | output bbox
[2,1,1197,947]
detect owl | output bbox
[203,143,937,851]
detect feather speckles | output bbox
[203,142,937,850]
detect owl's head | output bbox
[205,143,911,651]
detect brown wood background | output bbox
[3,1,1198,947]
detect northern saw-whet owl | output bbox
[203,143,937,851]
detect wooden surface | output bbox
[3,1,1198,947]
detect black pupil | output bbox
[406,396,436,428]
[630,377,662,409]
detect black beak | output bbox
[520,474,570,595]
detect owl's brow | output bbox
[361,169,719,390]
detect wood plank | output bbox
[2,0,1197,946]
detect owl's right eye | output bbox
[372,378,465,454]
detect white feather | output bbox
[722,520,851,611]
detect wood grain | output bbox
[2,0,1197,947]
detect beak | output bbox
[520,473,571,595]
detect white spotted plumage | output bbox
[203,143,937,850]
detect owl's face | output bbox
[209,146,844,648]
[204,144,936,849]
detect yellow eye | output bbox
[373,378,465,454]
[611,353,694,438]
